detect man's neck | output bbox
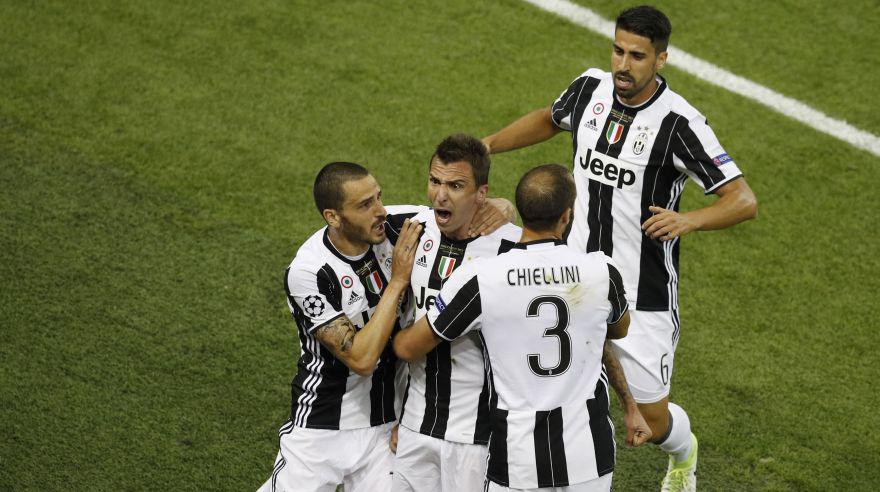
[518,228,560,244]
[327,228,369,257]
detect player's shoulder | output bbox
[483,222,522,242]
[662,85,707,123]
[580,67,610,81]
[289,227,329,269]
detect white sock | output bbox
[657,402,693,463]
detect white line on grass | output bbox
[520,0,880,158]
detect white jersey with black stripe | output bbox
[427,240,629,488]
[551,68,743,311]
[400,209,521,444]
[283,205,426,430]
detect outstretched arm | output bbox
[315,220,423,375]
[642,177,758,241]
[482,107,561,155]
[603,340,652,447]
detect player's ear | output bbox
[476,184,488,204]
[656,50,667,71]
[559,207,573,234]
[323,208,341,228]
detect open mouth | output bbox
[435,209,452,225]
[373,222,385,234]
[615,74,634,90]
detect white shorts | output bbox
[485,472,612,492]
[257,421,395,492]
[610,309,679,403]
[392,424,488,491]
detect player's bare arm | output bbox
[642,177,758,241]
[315,219,423,375]
[603,340,652,447]
[468,197,517,237]
[482,107,561,155]
[392,316,442,362]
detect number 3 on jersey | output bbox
[526,296,571,377]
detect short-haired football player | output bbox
[395,164,650,492]
[480,6,758,490]
[257,161,423,492]
[390,134,522,491]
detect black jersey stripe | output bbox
[569,77,602,160]
[487,408,510,486]
[673,119,729,191]
[635,112,681,311]
[418,235,474,439]
[432,275,481,340]
[420,341,452,439]
[384,211,421,245]
[534,407,570,487]
[606,263,628,324]
[473,332,494,445]
[586,376,615,476]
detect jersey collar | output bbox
[322,228,370,264]
[514,238,565,249]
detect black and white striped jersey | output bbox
[284,205,427,430]
[427,240,629,488]
[551,68,743,311]
[399,209,521,444]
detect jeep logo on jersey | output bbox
[365,271,383,294]
[414,286,437,311]
[437,256,456,279]
[578,148,637,189]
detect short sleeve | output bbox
[550,70,599,131]
[285,262,347,334]
[426,262,483,341]
[606,260,629,324]
[671,115,743,194]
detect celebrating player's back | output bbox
[395,165,646,491]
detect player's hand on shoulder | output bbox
[641,206,698,241]
[390,219,423,285]
[469,198,515,237]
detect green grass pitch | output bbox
[1,0,878,490]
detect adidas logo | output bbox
[416,255,427,267]
[585,118,598,131]
[348,291,362,305]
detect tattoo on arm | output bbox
[603,341,634,407]
[316,317,357,356]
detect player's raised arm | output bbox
[481,107,561,155]
[315,219,422,375]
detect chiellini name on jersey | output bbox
[507,265,582,286]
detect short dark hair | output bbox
[431,134,490,186]
[515,164,576,232]
[313,161,370,214]
[616,5,672,52]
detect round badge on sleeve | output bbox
[302,295,326,317]
[341,276,353,288]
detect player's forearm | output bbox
[348,279,409,375]
[483,107,561,154]
[603,341,638,412]
[686,180,758,231]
